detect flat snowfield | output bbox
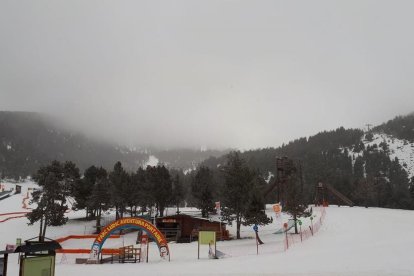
[1,183,414,275]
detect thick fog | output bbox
[1,0,414,149]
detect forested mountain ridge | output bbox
[0,111,149,178]
[373,113,414,142]
[0,112,228,178]
[202,114,414,209]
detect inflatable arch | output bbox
[89,217,170,262]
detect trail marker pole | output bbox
[253,224,259,255]
[310,216,314,236]
[146,241,149,263]
[283,223,288,250]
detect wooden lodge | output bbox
[155,214,229,243]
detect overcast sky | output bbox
[1,0,414,150]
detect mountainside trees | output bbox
[201,125,414,210]
[374,113,414,142]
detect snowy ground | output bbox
[1,181,414,275]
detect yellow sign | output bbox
[199,231,216,245]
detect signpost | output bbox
[198,231,216,259]
[310,216,314,236]
[215,202,222,241]
[140,234,149,263]
[253,224,259,255]
[0,255,7,276]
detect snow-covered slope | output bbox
[365,133,414,178]
[1,181,414,275]
[345,133,414,179]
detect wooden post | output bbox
[2,253,8,276]
[197,239,200,259]
[146,242,149,263]
[283,223,288,250]
[19,255,23,276]
[310,217,314,236]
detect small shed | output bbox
[156,214,229,243]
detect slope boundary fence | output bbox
[284,207,326,251]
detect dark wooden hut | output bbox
[155,214,229,243]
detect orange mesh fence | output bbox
[284,207,326,251]
[22,191,32,210]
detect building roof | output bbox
[157,214,226,224]
[14,241,62,253]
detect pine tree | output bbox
[171,172,185,214]
[191,166,215,218]
[72,165,99,218]
[27,160,80,241]
[146,165,172,217]
[242,177,273,226]
[283,171,310,234]
[109,162,129,219]
[133,167,152,215]
[351,178,376,208]
[89,177,111,232]
[221,152,255,239]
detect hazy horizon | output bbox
[1,1,414,150]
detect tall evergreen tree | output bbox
[191,166,215,218]
[146,165,172,217]
[109,162,129,219]
[81,166,111,231]
[72,165,100,218]
[27,160,80,240]
[221,152,255,239]
[89,176,111,232]
[133,167,152,215]
[243,176,273,227]
[171,172,185,214]
[283,171,310,234]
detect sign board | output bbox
[198,231,216,259]
[199,231,216,245]
[5,245,15,251]
[21,256,55,276]
[16,238,22,246]
[253,224,258,232]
